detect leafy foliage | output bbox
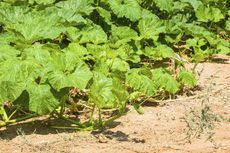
[178,70,197,87]
[0,0,229,129]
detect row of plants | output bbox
[0,0,229,130]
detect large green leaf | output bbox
[144,45,174,60]
[0,44,20,62]
[183,24,219,46]
[96,7,112,23]
[195,5,224,22]
[0,81,25,103]
[110,26,138,46]
[89,72,128,109]
[178,70,197,87]
[64,43,89,70]
[138,10,165,40]
[0,32,20,45]
[106,58,130,72]
[47,6,87,26]
[65,27,82,41]
[46,53,92,91]
[152,69,179,94]
[180,0,202,10]
[29,0,55,5]
[24,44,51,64]
[0,59,41,83]
[28,84,59,115]
[126,69,156,96]
[154,0,173,12]
[55,0,94,15]
[79,25,108,44]
[0,5,28,25]
[108,0,142,21]
[217,43,230,55]
[5,11,65,43]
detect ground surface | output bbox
[0,55,230,153]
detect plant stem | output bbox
[59,116,85,128]
[0,113,38,127]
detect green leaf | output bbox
[0,59,41,83]
[96,7,111,23]
[55,8,87,25]
[128,92,142,102]
[0,32,20,45]
[0,44,20,62]
[165,77,180,94]
[180,0,202,10]
[46,54,92,91]
[106,58,130,72]
[30,0,55,5]
[111,78,129,107]
[79,25,107,44]
[133,103,144,114]
[183,24,220,46]
[64,43,88,58]
[152,69,179,94]
[138,10,165,40]
[195,5,224,22]
[89,72,128,109]
[108,0,142,21]
[144,45,174,60]
[126,69,156,96]
[24,44,51,64]
[0,5,28,25]
[28,83,59,115]
[164,14,187,34]
[178,70,197,87]
[217,43,230,55]
[6,11,65,43]
[110,26,138,46]
[0,81,25,103]
[154,0,173,12]
[65,27,82,41]
[226,19,230,31]
[55,0,94,15]
[154,45,175,59]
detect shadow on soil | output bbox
[91,121,145,143]
[210,57,230,64]
[0,117,125,141]
[0,117,77,140]
[92,124,129,142]
[0,108,131,141]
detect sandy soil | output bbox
[0,55,229,153]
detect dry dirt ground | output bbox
[0,55,229,153]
